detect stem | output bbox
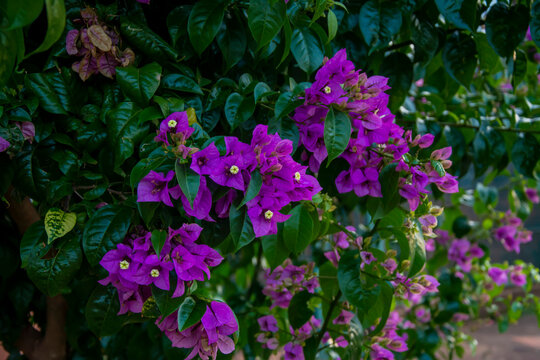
[246,243,263,300]
[401,120,540,134]
[315,290,342,350]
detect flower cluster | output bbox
[139,111,322,238]
[493,211,532,253]
[262,260,319,308]
[448,238,484,272]
[370,311,409,360]
[98,224,239,357]
[157,301,238,360]
[393,274,440,301]
[0,121,35,154]
[66,8,135,81]
[488,265,527,287]
[99,224,223,310]
[292,49,458,210]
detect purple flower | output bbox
[155,112,194,145]
[525,188,540,204]
[247,203,291,238]
[284,343,305,360]
[137,170,181,207]
[99,244,138,281]
[180,176,213,221]
[16,122,36,143]
[201,301,239,345]
[0,136,9,152]
[258,315,279,332]
[214,189,237,218]
[133,254,173,290]
[510,267,527,287]
[371,344,395,360]
[332,309,354,325]
[488,267,508,286]
[191,143,221,175]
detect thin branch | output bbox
[401,120,540,134]
[315,290,342,351]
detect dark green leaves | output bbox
[442,32,477,88]
[224,93,255,130]
[0,0,43,30]
[217,18,247,71]
[162,74,203,95]
[408,220,427,277]
[338,250,379,310]
[25,0,65,57]
[380,52,413,112]
[26,235,82,296]
[153,285,185,319]
[511,134,540,178]
[485,3,530,58]
[474,33,501,73]
[283,204,315,255]
[359,0,402,53]
[188,0,227,55]
[261,226,289,268]
[25,72,81,115]
[82,205,132,266]
[324,108,351,165]
[238,171,262,208]
[229,205,256,251]
[248,0,286,50]
[151,230,167,258]
[290,27,324,74]
[86,286,133,337]
[531,0,540,48]
[116,63,162,106]
[435,0,476,32]
[177,297,207,331]
[175,160,200,208]
[288,291,314,328]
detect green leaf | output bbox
[0,29,18,85]
[153,284,185,319]
[116,63,162,107]
[412,19,439,63]
[26,235,82,296]
[288,291,314,328]
[430,160,446,177]
[238,171,262,208]
[229,205,256,251]
[290,27,324,74]
[107,102,148,168]
[531,0,540,48]
[217,18,247,71]
[442,32,477,88]
[278,18,292,66]
[130,149,167,190]
[0,0,43,30]
[327,9,338,42]
[485,3,529,58]
[248,0,286,50]
[319,262,338,298]
[119,17,178,62]
[474,33,501,73]
[511,49,527,87]
[151,230,167,258]
[261,225,289,268]
[177,297,207,331]
[283,204,314,255]
[512,134,540,178]
[274,91,303,120]
[25,73,67,115]
[162,74,203,95]
[25,0,65,57]
[324,108,351,166]
[359,0,402,53]
[435,0,476,31]
[44,208,76,244]
[20,222,46,268]
[367,281,393,334]
[224,92,255,130]
[253,82,274,103]
[86,285,134,336]
[82,205,132,266]
[188,0,226,55]
[408,220,427,277]
[338,250,380,310]
[175,160,201,208]
[379,163,401,214]
[379,52,413,112]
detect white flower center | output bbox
[119,260,130,270]
[264,210,274,220]
[167,119,177,128]
[294,172,301,181]
[150,269,160,278]
[324,86,332,94]
[229,165,239,174]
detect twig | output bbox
[315,290,342,350]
